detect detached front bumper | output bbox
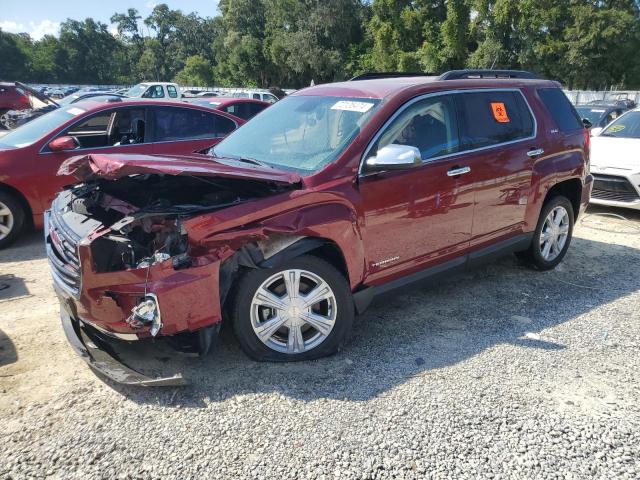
[57,290,186,386]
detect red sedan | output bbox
[0,99,243,247]
[184,97,271,121]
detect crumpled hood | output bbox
[590,136,640,171]
[59,153,302,185]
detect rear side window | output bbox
[167,85,178,98]
[537,88,582,132]
[457,91,534,150]
[152,107,236,141]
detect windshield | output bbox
[600,111,640,138]
[125,84,148,97]
[576,106,606,124]
[212,95,380,174]
[0,107,81,148]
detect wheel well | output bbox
[545,179,581,218]
[306,241,350,282]
[0,182,33,228]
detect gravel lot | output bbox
[1,205,639,479]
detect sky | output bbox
[0,0,220,40]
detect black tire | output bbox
[0,191,26,249]
[0,110,9,130]
[518,195,574,271]
[230,254,354,362]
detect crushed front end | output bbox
[46,156,299,385]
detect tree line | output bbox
[1,0,640,90]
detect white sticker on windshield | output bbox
[66,107,86,116]
[591,109,606,113]
[331,100,374,113]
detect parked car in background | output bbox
[575,103,629,133]
[46,70,592,384]
[0,99,243,247]
[232,89,279,103]
[590,108,640,210]
[0,82,33,129]
[186,97,270,121]
[125,82,182,100]
[195,91,219,98]
[3,91,126,130]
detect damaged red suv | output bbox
[47,70,593,385]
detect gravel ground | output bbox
[1,205,640,479]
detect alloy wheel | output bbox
[250,269,337,354]
[539,205,569,261]
[0,201,14,241]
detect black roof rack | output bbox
[349,72,434,81]
[438,69,539,80]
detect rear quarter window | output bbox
[457,90,534,150]
[537,88,583,132]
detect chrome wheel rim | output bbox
[539,206,569,261]
[250,269,337,354]
[0,201,14,240]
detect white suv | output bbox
[232,90,279,103]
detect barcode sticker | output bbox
[331,101,374,113]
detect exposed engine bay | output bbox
[64,173,290,273]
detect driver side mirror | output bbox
[582,118,593,129]
[365,144,422,171]
[48,135,79,152]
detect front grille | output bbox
[46,208,81,296]
[592,174,640,203]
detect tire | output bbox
[519,195,574,271]
[0,191,25,249]
[0,110,9,130]
[230,254,354,362]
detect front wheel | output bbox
[518,195,574,270]
[0,110,9,130]
[230,255,354,361]
[0,192,25,249]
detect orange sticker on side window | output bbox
[491,102,510,123]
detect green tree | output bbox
[173,54,214,86]
[0,30,29,80]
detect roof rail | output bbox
[349,72,434,81]
[439,69,539,80]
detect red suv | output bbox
[0,99,243,247]
[47,70,593,385]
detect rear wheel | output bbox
[0,192,26,249]
[230,255,354,361]
[518,195,574,270]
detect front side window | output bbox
[152,107,235,142]
[600,111,640,138]
[212,95,380,174]
[65,111,114,148]
[111,108,147,145]
[457,91,534,150]
[143,86,165,99]
[167,85,178,98]
[368,95,460,162]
